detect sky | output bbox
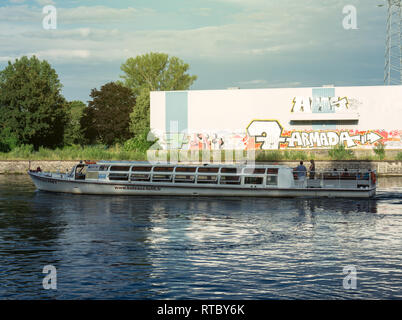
[0,0,389,103]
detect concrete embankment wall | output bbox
[1,160,402,176]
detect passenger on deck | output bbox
[295,161,307,186]
[370,170,376,185]
[363,171,370,180]
[309,160,315,179]
[342,168,350,178]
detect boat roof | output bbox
[93,161,287,168]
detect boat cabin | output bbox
[70,162,294,188]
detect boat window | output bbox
[153,167,174,172]
[174,175,195,183]
[221,167,238,173]
[220,175,241,185]
[110,166,131,172]
[197,175,218,184]
[266,175,278,186]
[267,168,279,174]
[87,165,100,172]
[109,173,129,181]
[99,165,109,171]
[152,174,172,182]
[75,165,87,180]
[244,176,263,185]
[132,166,152,172]
[130,174,150,182]
[175,167,197,173]
[244,168,266,174]
[198,167,219,173]
[86,172,99,180]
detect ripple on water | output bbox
[0,175,401,299]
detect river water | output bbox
[0,175,401,300]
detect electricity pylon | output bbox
[382,0,402,85]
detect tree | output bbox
[0,56,67,150]
[63,100,86,146]
[80,82,135,146]
[119,52,197,138]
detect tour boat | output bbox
[28,160,377,198]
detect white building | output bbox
[150,85,402,150]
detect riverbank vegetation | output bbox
[1,145,401,161]
[0,53,196,157]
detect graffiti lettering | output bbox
[151,121,401,151]
[247,120,385,149]
[292,96,349,113]
[285,130,381,148]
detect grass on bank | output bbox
[0,144,147,161]
[0,144,402,162]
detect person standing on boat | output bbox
[295,161,307,187]
[309,160,315,179]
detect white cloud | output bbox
[0,2,385,67]
[58,6,155,24]
[0,5,155,24]
[36,0,55,5]
[35,49,91,60]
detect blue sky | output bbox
[0,0,388,103]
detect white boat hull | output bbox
[28,172,376,198]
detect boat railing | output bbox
[293,169,376,189]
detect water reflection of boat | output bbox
[28,161,377,198]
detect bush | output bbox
[283,150,310,161]
[396,152,402,161]
[0,128,18,152]
[7,144,35,159]
[124,129,157,154]
[328,144,355,160]
[373,142,386,160]
[256,150,284,161]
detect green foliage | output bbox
[80,82,135,146]
[63,100,86,146]
[255,150,310,161]
[119,52,197,138]
[123,128,156,153]
[373,141,386,160]
[256,150,284,161]
[4,144,34,159]
[0,56,67,149]
[283,150,310,161]
[0,144,147,161]
[328,144,355,160]
[0,127,18,152]
[120,52,197,96]
[396,152,402,161]
[129,88,150,136]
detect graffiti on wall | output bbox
[248,120,371,149]
[246,120,402,150]
[156,120,402,150]
[292,96,350,113]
